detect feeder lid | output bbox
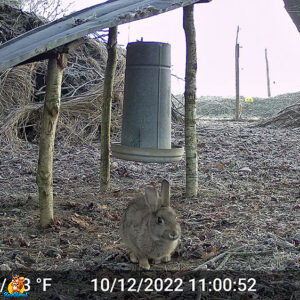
[111,143,184,163]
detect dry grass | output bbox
[0,65,37,112]
[0,3,126,146]
[0,86,124,146]
[0,39,126,146]
[258,102,300,128]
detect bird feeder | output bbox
[111,41,183,163]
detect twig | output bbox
[171,94,184,106]
[194,248,275,272]
[193,252,227,271]
[230,250,274,256]
[171,73,185,81]
[192,245,245,271]
[216,253,231,270]
[267,232,295,249]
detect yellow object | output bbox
[8,282,25,294]
[245,97,254,102]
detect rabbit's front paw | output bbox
[139,257,150,270]
[154,258,161,264]
[129,252,138,263]
[161,254,171,263]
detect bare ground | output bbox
[0,119,299,299]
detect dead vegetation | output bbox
[0,3,44,43]
[195,92,300,122]
[0,119,299,299]
[258,103,300,128]
[0,4,126,145]
[0,49,125,145]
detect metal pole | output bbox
[265,48,271,97]
[235,26,240,120]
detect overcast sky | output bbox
[69,0,300,98]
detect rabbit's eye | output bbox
[157,217,163,224]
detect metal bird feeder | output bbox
[111,41,183,163]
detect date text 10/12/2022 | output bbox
[91,277,257,293]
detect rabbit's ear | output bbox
[161,179,170,207]
[145,186,160,212]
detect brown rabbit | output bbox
[120,180,181,270]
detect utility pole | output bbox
[235,26,240,120]
[265,48,271,97]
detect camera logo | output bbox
[4,274,28,297]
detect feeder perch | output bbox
[111,42,184,163]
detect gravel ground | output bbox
[0,119,299,299]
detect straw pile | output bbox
[257,103,300,128]
[0,4,126,145]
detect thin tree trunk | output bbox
[235,26,240,120]
[100,26,118,191]
[265,48,271,97]
[37,53,67,227]
[183,5,198,198]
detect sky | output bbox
[67,0,300,98]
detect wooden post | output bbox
[100,26,118,191]
[235,26,240,120]
[183,5,198,198]
[265,48,271,97]
[37,53,67,227]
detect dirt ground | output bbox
[0,119,299,299]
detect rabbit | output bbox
[120,179,181,270]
